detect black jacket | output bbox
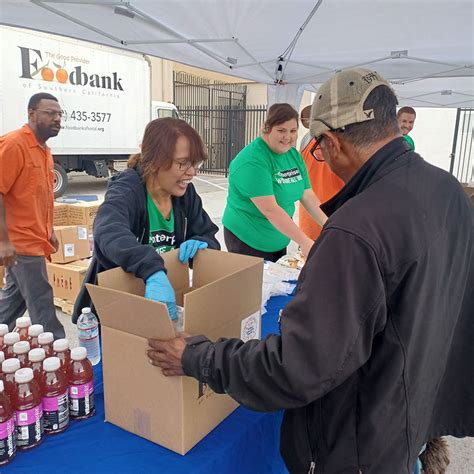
[182,138,474,473]
[73,167,220,322]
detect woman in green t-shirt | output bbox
[223,103,327,262]
[74,118,220,322]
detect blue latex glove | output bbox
[145,271,177,320]
[179,239,208,263]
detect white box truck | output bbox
[0,26,179,196]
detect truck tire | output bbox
[53,162,68,198]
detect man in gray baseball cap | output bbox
[148,68,474,473]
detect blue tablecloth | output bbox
[5,295,291,473]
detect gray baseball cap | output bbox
[310,68,395,138]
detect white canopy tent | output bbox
[1,0,473,108]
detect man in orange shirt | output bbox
[0,93,65,338]
[299,105,344,240]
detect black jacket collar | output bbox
[321,137,412,217]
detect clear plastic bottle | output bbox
[67,347,95,419]
[2,359,20,400]
[37,332,54,358]
[53,339,71,376]
[0,325,9,354]
[28,325,44,349]
[41,357,69,434]
[77,308,101,366]
[12,368,43,450]
[14,317,31,341]
[13,341,31,368]
[0,380,16,466]
[3,333,20,360]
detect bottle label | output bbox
[14,405,43,448]
[0,418,16,463]
[69,381,95,417]
[78,326,99,341]
[43,390,69,432]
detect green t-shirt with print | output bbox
[223,136,311,252]
[403,134,415,151]
[147,193,176,254]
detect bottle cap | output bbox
[0,380,4,392]
[81,307,91,314]
[15,316,31,328]
[0,324,9,336]
[71,346,87,361]
[43,356,60,372]
[13,341,30,354]
[15,367,34,384]
[0,352,4,364]
[53,338,69,352]
[29,348,46,363]
[4,332,20,345]
[38,332,54,345]
[28,324,44,337]
[2,358,20,374]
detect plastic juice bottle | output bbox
[12,368,43,450]
[0,380,16,466]
[53,339,71,376]
[2,359,20,400]
[14,317,31,341]
[28,348,46,386]
[13,341,31,368]
[37,333,54,358]
[67,347,95,419]
[3,333,20,360]
[0,352,5,380]
[28,325,44,349]
[41,357,69,434]
[0,325,9,353]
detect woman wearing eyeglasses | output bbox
[223,103,327,262]
[73,118,220,322]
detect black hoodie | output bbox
[72,167,220,322]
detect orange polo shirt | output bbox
[299,138,344,240]
[0,124,55,256]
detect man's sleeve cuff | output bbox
[182,335,213,379]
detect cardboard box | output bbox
[0,266,4,287]
[68,201,102,228]
[87,249,263,455]
[46,258,91,302]
[51,225,91,264]
[53,202,69,226]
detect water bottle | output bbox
[77,307,101,366]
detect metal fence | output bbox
[174,71,267,175]
[179,105,267,175]
[450,108,474,183]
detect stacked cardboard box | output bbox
[49,199,101,308]
[87,249,263,455]
[46,258,91,302]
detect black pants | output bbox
[224,227,286,263]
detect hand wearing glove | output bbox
[179,239,208,263]
[145,270,177,320]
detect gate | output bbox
[174,72,267,175]
[450,108,474,183]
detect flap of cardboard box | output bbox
[160,250,191,295]
[192,249,263,288]
[86,280,175,340]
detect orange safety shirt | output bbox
[299,138,344,240]
[0,124,55,256]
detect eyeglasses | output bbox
[35,109,64,118]
[173,159,204,171]
[309,119,346,162]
